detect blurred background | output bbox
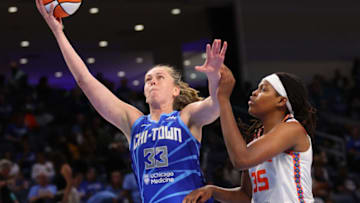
[0,0,360,202]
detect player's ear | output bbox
[173,86,180,97]
[277,96,287,108]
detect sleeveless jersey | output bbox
[248,116,314,203]
[129,111,212,203]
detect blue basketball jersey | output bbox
[129,111,213,203]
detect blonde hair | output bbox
[150,65,203,110]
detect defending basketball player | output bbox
[183,66,316,203]
[35,0,227,202]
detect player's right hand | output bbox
[182,185,213,203]
[35,0,64,34]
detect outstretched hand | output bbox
[217,64,236,101]
[195,39,227,79]
[182,185,214,203]
[35,0,63,34]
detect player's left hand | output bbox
[217,64,236,101]
[195,39,227,79]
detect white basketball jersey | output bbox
[248,117,314,203]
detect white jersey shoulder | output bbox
[248,118,314,203]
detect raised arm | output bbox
[35,0,143,141]
[181,40,227,133]
[217,66,306,170]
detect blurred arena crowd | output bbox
[0,60,359,203]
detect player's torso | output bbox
[248,119,314,203]
[129,111,210,203]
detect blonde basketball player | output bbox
[35,0,228,202]
[183,66,316,203]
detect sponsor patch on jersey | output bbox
[143,171,175,185]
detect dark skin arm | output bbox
[182,170,252,203]
[217,66,308,170]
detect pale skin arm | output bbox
[217,66,308,170]
[182,170,252,203]
[35,0,143,141]
[181,39,227,141]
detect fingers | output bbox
[210,39,227,58]
[198,195,210,203]
[49,2,55,17]
[215,39,221,55]
[183,190,203,203]
[220,41,228,57]
[35,0,44,14]
[35,0,40,11]
[220,65,235,83]
[211,40,217,55]
[220,65,232,77]
[211,39,220,56]
[206,43,211,59]
[36,0,48,16]
[195,65,208,73]
[221,64,230,72]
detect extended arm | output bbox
[217,67,306,170]
[35,0,143,141]
[181,40,227,139]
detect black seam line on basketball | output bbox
[57,4,70,15]
[55,4,61,11]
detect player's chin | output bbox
[248,106,257,118]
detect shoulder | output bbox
[179,101,202,123]
[267,121,307,148]
[273,121,305,137]
[131,115,147,129]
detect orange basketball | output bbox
[43,0,81,18]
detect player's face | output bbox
[248,80,281,118]
[144,67,180,106]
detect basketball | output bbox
[43,0,81,18]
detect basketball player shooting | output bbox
[35,0,228,202]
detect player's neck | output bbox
[261,111,287,134]
[149,104,174,121]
